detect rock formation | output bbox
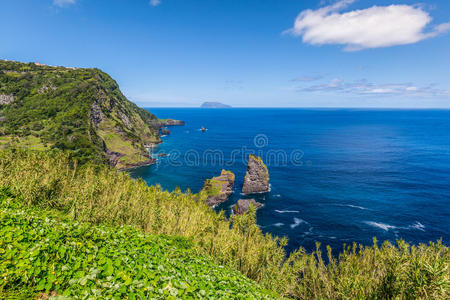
[232,199,262,215]
[160,128,171,135]
[163,119,185,126]
[242,154,270,194]
[201,170,235,207]
[0,94,15,105]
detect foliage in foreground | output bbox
[0,187,274,299]
[0,149,449,299]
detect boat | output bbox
[201,126,208,132]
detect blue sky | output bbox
[1,0,450,108]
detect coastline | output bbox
[118,119,185,171]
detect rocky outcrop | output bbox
[118,110,131,129]
[201,170,235,207]
[118,157,156,170]
[163,119,185,126]
[90,102,105,125]
[242,154,270,194]
[105,149,125,167]
[232,199,263,215]
[0,94,15,105]
[160,128,171,135]
[37,84,56,94]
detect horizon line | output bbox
[141,106,450,110]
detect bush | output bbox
[0,149,448,299]
[0,187,274,299]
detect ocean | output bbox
[128,108,450,253]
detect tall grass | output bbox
[1,149,448,299]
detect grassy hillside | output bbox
[0,187,274,299]
[0,60,161,169]
[1,149,448,299]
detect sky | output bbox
[1,0,450,108]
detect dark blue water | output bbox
[129,108,450,253]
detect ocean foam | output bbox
[275,210,300,214]
[365,221,426,232]
[364,221,397,231]
[336,204,369,210]
[290,217,307,229]
[408,221,426,231]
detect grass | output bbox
[0,187,275,299]
[97,119,149,168]
[0,135,49,151]
[0,149,448,299]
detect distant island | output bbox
[200,101,232,108]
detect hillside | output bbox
[0,187,275,299]
[0,60,162,169]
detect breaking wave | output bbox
[275,210,300,214]
[290,218,307,229]
[364,221,397,231]
[364,221,426,232]
[335,204,369,210]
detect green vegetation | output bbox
[0,60,448,299]
[201,170,235,197]
[1,149,448,299]
[201,178,222,197]
[0,187,274,299]
[0,60,161,168]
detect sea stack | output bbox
[233,199,263,215]
[201,170,235,207]
[242,154,270,194]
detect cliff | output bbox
[0,60,163,169]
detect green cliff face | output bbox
[0,60,161,169]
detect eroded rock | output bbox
[232,199,263,215]
[90,102,104,125]
[201,170,235,207]
[242,154,270,194]
[163,119,185,126]
[160,128,170,135]
[0,94,15,105]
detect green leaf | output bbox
[36,279,46,291]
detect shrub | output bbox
[0,149,448,299]
[0,187,274,299]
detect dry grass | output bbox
[0,149,448,299]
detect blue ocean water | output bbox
[129,108,450,253]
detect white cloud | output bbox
[53,0,76,7]
[286,0,450,50]
[300,78,450,98]
[150,0,161,7]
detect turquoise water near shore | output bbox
[129,108,450,253]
